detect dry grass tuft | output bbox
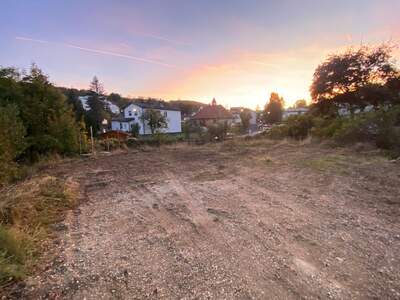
[0,175,79,287]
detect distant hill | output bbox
[57,86,206,117]
[169,100,206,117]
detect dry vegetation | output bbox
[2,139,400,299]
[0,174,79,288]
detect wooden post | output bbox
[79,131,82,155]
[90,126,95,155]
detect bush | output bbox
[207,123,228,141]
[286,115,314,140]
[263,124,289,140]
[332,107,400,154]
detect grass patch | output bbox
[300,154,352,172]
[0,175,78,287]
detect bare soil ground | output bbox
[9,140,400,299]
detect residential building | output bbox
[111,101,182,134]
[282,107,309,120]
[191,98,233,126]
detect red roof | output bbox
[191,99,233,120]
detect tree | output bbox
[294,99,307,108]
[240,109,252,132]
[310,44,400,114]
[264,92,284,123]
[89,76,105,95]
[0,104,26,184]
[0,65,80,161]
[141,109,167,134]
[20,65,80,157]
[64,88,85,121]
[86,76,109,134]
[107,92,126,108]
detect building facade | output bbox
[111,102,182,135]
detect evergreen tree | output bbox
[86,76,109,134]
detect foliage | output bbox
[240,109,252,132]
[0,65,81,165]
[0,105,26,185]
[0,226,27,284]
[169,100,204,117]
[62,88,86,121]
[130,123,140,138]
[0,175,78,286]
[285,115,314,140]
[332,107,400,153]
[294,99,307,108]
[263,124,289,140]
[264,92,284,123]
[182,121,202,140]
[311,44,400,114]
[206,122,228,141]
[141,109,168,134]
[86,77,110,135]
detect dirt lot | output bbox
[10,139,400,299]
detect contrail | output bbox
[138,32,191,46]
[15,36,179,69]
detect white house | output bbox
[111,101,182,135]
[282,107,309,120]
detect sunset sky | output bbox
[1,0,399,108]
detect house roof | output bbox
[191,99,233,120]
[122,100,181,111]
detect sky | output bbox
[1,0,399,108]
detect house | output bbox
[282,107,309,120]
[111,101,182,135]
[191,98,233,126]
[230,107,258,132]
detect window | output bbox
[164,111,168,117]
[128,111,132,116]
[120,123,123,130]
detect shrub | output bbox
[207,123,228,141]
[333,107,400,155]
[130,123,140,138]
[263,124,289,140]
[286,115,314,140]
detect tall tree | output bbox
[264,92,284,123]
[86,76,109,134]
[89,76,105,95]
[310,44,400,114]
[0,65,80,161]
